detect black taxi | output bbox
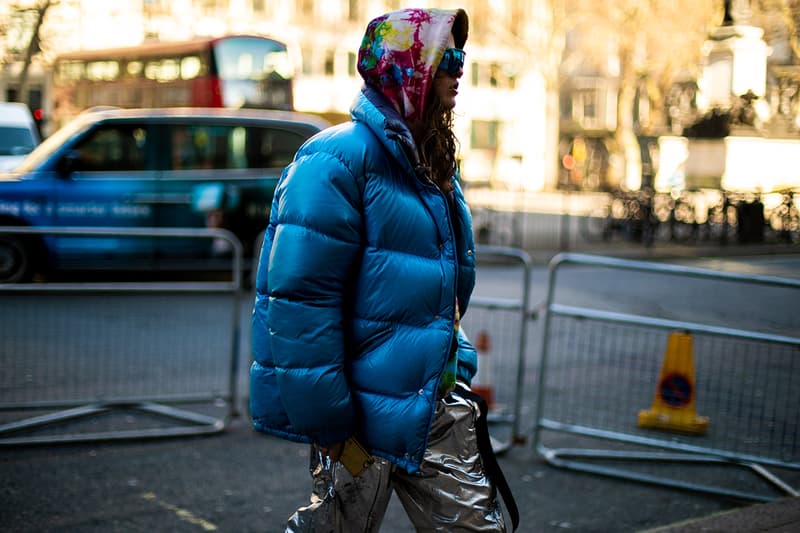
[0,107,327,282]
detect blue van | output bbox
[0,107,327,282]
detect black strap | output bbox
[459,388,520,531]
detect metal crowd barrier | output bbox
[533,253,800,502]
[465,245,534,454]
[0,226,244,445]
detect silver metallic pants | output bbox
[286,386,507,532]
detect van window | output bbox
[169,124,306,170]
[72,125,148,172]
[0,127,37,155]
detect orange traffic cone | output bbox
[471,330,495,410]
[638,331,709,435]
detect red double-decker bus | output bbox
[51,35,294,130]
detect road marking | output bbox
[141,492,218,531]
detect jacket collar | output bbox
[350,85,427,181]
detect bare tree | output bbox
[3,0,54,106]
[559,0,718,189]
[755,0,800,58]
[479,0,577,189]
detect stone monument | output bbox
[696,0,768,112]
[657,0,800,194]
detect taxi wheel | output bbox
[0,235,31,283]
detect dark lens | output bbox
[450,50,464,75]
[439,48,465,76]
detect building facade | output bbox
[1,0,554,190]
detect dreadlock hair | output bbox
[411,87,459,193]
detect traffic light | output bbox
[32,107,45,139]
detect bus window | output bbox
[58,60,85,82]
[86,61,120,81]
[51,35,295,128]
[145,59,180,81]
[213,37,293,80]
[126,61,144,77]
[181,56,202,79]
[213,36,294,109]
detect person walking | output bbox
[250,7,517,532]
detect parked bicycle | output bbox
[654,189,699,243]
[579,188,659,246]
[581,188,742,247]
[700,190,738,245]
[766,189,800,244]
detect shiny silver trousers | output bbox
[286,386,506,532]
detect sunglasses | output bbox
[438,48,465,76]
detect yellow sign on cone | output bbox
[638,331,709,435]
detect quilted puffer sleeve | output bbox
[266,148,362,445]
[455,326,478,385]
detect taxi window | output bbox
[72,125,148,173]
[169,123,306,170]
[171,125,226,170]
[244,127,306,168]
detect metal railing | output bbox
[533,253,800,502]
[0,226,244,445]
[466,245,534,454]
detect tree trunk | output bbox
[613,47,642,191]
[544,88,561,190]
[16,1,51,106]
[543,0,567,190]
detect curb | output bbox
[528,242,800,264]
[638,496,800,533]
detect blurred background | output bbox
[2,0,799,250]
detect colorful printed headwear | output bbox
[357,8,468,123]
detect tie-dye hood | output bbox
[357,8,468,123]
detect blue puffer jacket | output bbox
[250,86,477,473]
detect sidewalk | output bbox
[530,238,800,265]
[643,496,800,532]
